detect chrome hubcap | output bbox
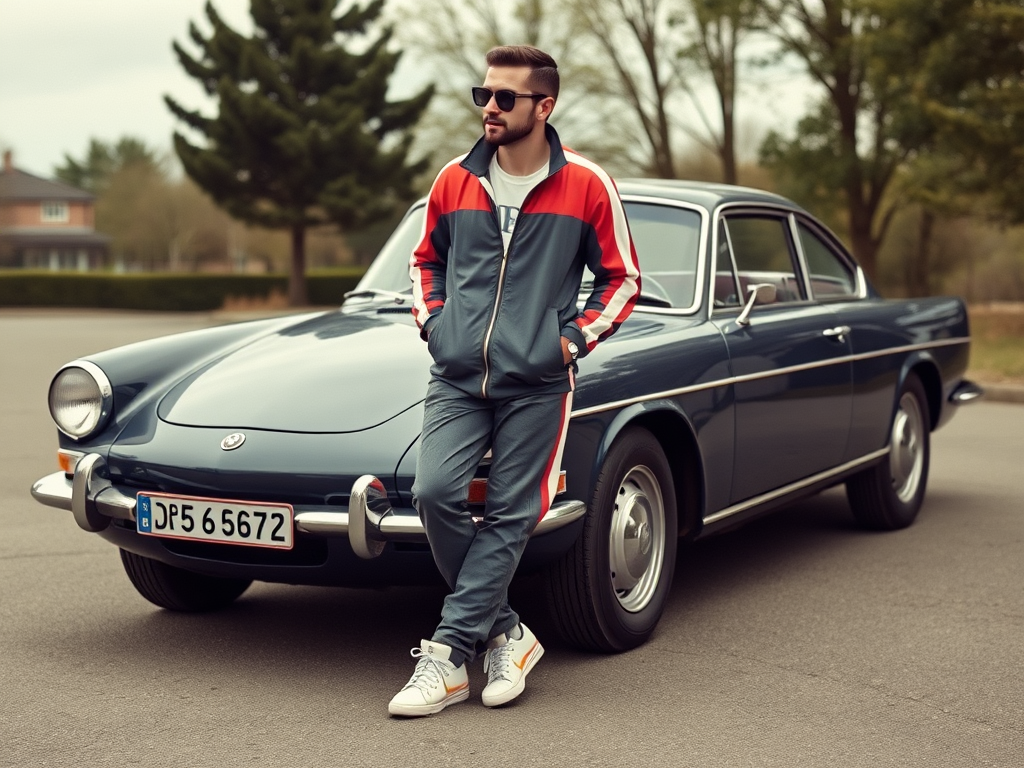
[890,392,925,503]
[609,466,665,613]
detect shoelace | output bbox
[403,648,449,693]
[485,642,513,684]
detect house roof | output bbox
[0,167,94,202]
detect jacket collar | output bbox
[460,123,568,178]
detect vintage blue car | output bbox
[31,180,981,653]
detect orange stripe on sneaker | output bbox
[445,681,469,695]
[514,642,540,670]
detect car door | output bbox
[710,209,853,504]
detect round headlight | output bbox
[48,362,113,439]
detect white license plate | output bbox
[136,492,294,550]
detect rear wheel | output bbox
[544,428,678,652]
[120,549,252,611]
[846,373,931,530]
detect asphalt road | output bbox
[1,310,1022,768]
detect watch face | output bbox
[567,342,579,358]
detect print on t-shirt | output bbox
[490,155,548,255]
[498,205,519,236]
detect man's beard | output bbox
[483,116,533,146]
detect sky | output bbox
[0,0,813,180]
[1,1,287,176]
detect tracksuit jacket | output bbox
[410,124,641,398]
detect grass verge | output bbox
[968,304,1024,385]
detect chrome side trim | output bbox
[702,447,890,526]
[571,336,971,419]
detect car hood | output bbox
[157,310,432,433]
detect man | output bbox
[390,45,640,717]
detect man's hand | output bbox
[561,336,572,365]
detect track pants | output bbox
[412,376,574,667]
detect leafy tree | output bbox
[166,0,432,305]
[54,137,163,195]
[757,0,913,281]
[916,1,1024,224]
[758,0,1023,286]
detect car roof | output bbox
[410,178,806,216]
[616,178,804,214]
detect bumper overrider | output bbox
[30,453,587,560]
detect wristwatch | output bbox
[566,341,579,361]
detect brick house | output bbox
[0,150,110,270]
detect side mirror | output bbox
[736,283,777,326]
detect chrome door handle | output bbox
[822,325,851,342]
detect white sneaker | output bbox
[481,623,544,707]
[388,640,470,717]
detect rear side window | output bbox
[723,215,805,304]
[797,222,857,299]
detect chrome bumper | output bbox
[30,454,587,560]
[949,379,984,405]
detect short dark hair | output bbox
[485,45,559,101]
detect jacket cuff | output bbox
[420,313,440,342]
[560,322,588,358]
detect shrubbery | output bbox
[0,270,366,311]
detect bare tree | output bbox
[394,0,641,175]
[677,0,761,183]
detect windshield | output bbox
[355,200,703,310]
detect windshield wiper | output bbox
[343,289,409,304]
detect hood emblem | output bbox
[220,433,246,451]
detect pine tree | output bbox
[55,137,163,195]
[166,0,432,305]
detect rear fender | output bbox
[897,352,942,431]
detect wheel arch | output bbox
[591,402,706,541]
[899,353,942,430]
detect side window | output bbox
[713,219,740,308]
[724,215,805,304]
[797,222,857,299]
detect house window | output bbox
[41,201,69,222]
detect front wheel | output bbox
[544,428,678,652]
[846,373,931,530]
[120,549,252,611]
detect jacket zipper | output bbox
[479,169,556,397]
[480,238,508,398]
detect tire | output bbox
[544,427,678,652]
[119,549,252,612]
[846,373,931,530]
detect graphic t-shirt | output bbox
[489,154,549,255]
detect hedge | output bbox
[0,269,366,311]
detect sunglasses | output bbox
[472,87,548,112]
